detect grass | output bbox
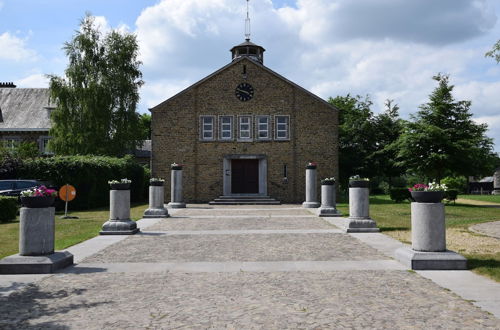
[0,203,148,259]
[336,195,500,282]
[459,194,500,204]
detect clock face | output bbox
[235,83,254,102]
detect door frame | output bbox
[223,154,267,196]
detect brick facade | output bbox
[151,56,338,203]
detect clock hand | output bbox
[236,88,250,95]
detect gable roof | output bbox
[150,57,337,112]
[0,88,54,131]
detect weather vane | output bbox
[245,0,251,41]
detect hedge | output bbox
[18,155,147,210]
[0,196,18,222]
[390,187,411,203]
[444,190,459,203]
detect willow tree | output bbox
[48,15,144,156]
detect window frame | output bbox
[2,137,20,150]
[274,115,290,141]
[238,115,253,141]
[218,115,234,141]
[39,136,53,155]
[199,115,216,141]
[255,115,271,141]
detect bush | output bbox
[18,155,147,210]
[0,196,18,222]
[444,189,459,202]
[390,187,411,203]
[441,176,467,193]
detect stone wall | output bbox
[151,58,338,203]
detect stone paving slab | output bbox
[83,233,389,263]
[1,271,498,329]
[470,221,500,239]
[175,208,313,217]
[147,216,335,231]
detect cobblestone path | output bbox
[1,205,499,329]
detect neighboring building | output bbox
[150,39,339,203]
[0,84,54,154]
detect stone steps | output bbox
[209,196,281,205]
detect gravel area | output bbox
[147,216,335,231]
[470,221,500,239]
[1,271,498,329]
[83,233,388,263]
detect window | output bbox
[200,116,215,141]
[219,116,233,140]
[2,138,20,150]
[256,115,270,140]
[238,115,252,141]
[40,137,53,155]
[275,115,290,140]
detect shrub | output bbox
[0,196,18,222]
[18,155,146,210]
[444,189,459,203]
[441,176,467,193]
[390,188,411,203]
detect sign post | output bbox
[59,184,78,219]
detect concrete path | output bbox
[1,205,500,329]
[470,221,500,239]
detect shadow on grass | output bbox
[380,227,409,232]
[466,256,500,271]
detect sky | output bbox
[1,0,500,153]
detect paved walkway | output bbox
[1,205,500,329]
[470,221,500,239]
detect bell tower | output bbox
[230,0,265,64]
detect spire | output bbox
[230,0,265,64]
[245,0,251,41]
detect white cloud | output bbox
[16,73,49,88]
[134,0,500,150]
[0,32,37,61]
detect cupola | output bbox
[230,0,265,64]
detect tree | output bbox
[139,113,151,140]
[47,14,144,156]
[395,74,496,182]
[485,40,500,63]
[329,94,377,188]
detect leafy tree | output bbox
[47,14,144,156]
[329,94,376,188]
[139,113,151,140]
[395,74,496,182]
[485,40,500,63]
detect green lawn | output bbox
[0,203,148,259]
[336,195,500,282]
[459,194,500,204]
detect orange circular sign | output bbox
[59,184,76,202]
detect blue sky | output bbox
[1,0,500,153]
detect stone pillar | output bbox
[168,165,186,208]
[302,164,320,208]
[317,183,342,217]
[411,203,445,251]
[345,181,379,232]
[0,206,73,274]
[494,167,500,195]
[395,201,467,270]
[101,186,139,235]
[19,207,55,256]
[144,183,169,218]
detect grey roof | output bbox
[0,88,53,131]
[230,40,265,52]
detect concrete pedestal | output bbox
[101,189,139,235]
[0,207,73,274]
[302,167,320,208]
[317,184,342,217]
[144,185,169,218]
[168,169,186,208]
[396,202,467,270]
[493,168,500,195]
[346,187,379,232]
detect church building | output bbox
[150,36,339,204]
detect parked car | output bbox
[0,180,44,197]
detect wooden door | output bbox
[231,159,259,194]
